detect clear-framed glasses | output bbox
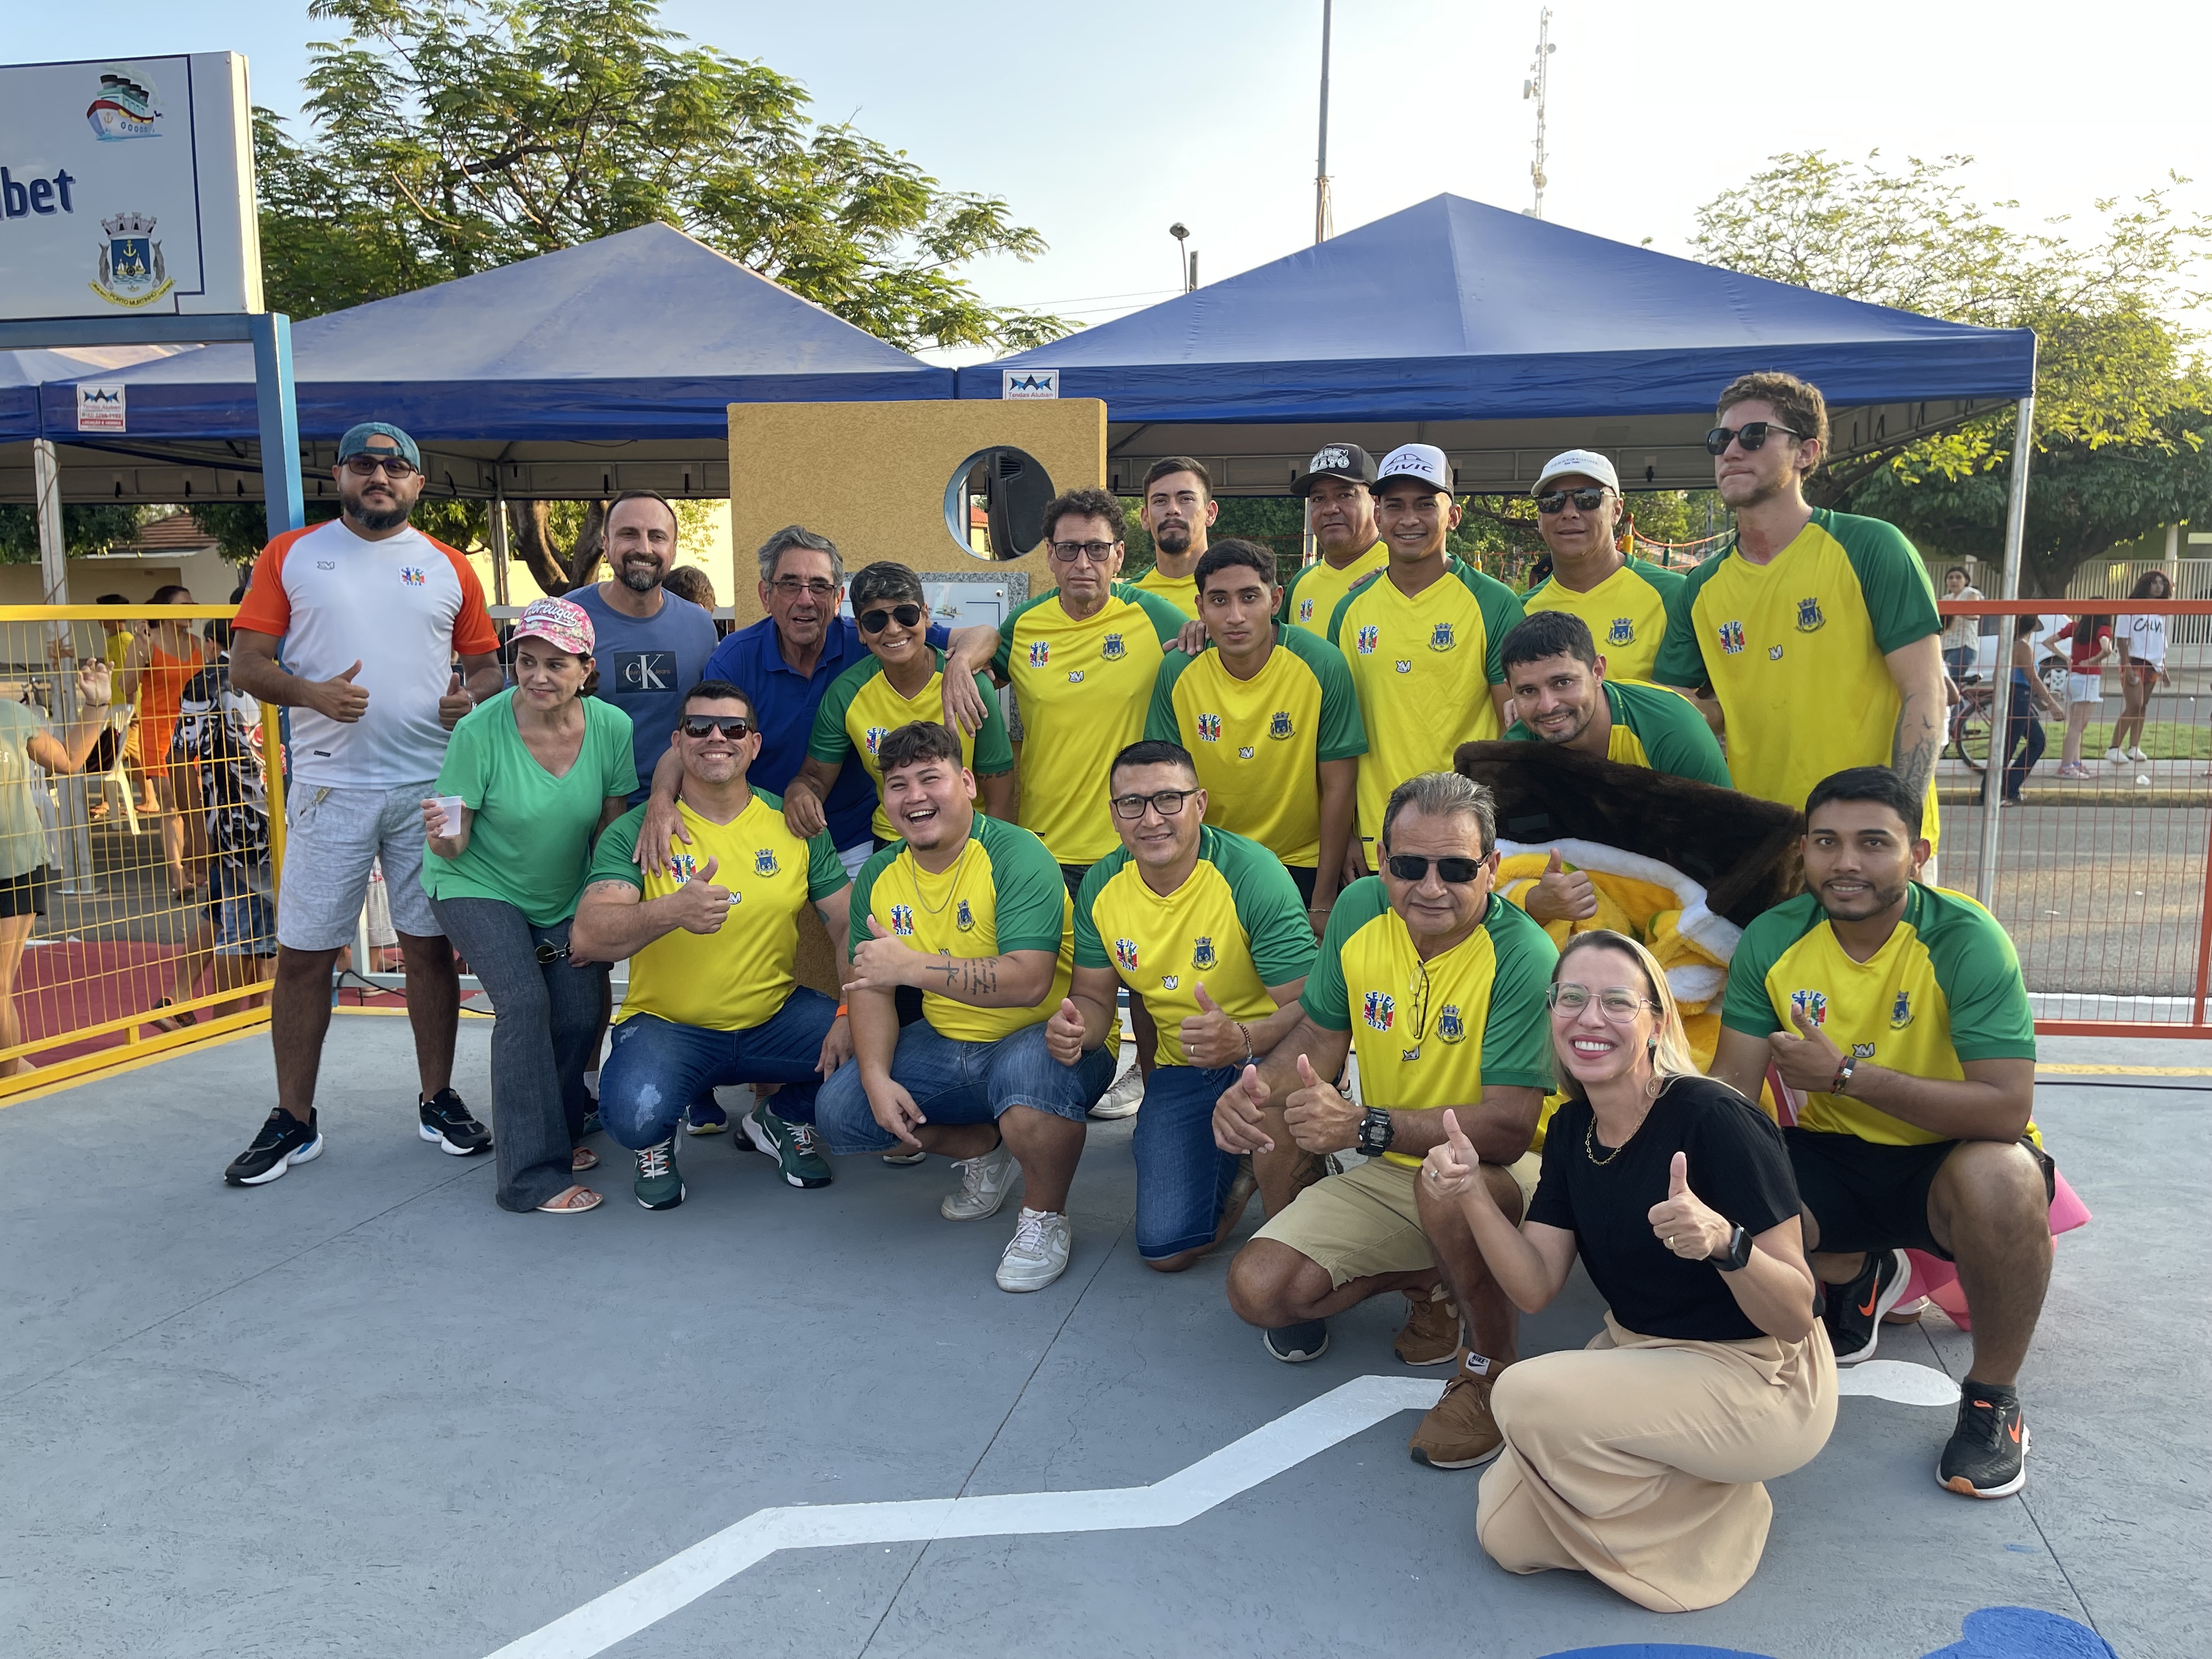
[1110,788,1197,821]
[771,576,839,599]
[1047,540,1118,565]
[1547,983,1658,1021]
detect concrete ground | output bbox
[1,1019,2203,1659]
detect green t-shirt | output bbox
[1501,678,1732,788]
[422,690,637,925]
[0,703,48,880]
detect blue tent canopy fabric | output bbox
[32,223,951,442]
[956,195,2035,424]
[2,345,189,442]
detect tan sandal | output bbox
[572,1146,600,1172]
[537,1186,602,1214]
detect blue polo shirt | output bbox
[703,615,950,850]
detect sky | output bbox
[12,0,2209,361]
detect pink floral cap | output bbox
[513,596,594,657]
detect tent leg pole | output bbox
[490,486,512,608]
[251,314,304,535]
[1974,394,2035,911]
[32,437,94,891]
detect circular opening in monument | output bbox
[944,447,1056,561]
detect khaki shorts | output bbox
[1255,1149,1543,1287]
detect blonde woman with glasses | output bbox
[1416,929,1836,1612]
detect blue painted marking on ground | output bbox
[1538,1607,2115,1659]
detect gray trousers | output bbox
[429,896,606,1212]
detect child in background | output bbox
[2050,615,2113,780]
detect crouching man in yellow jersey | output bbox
[1710,767,2053,1501]
[1052,741,1317,1271]
[814,722,1116,1292]
[1214,773,1557,1423]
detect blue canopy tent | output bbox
[955,194,2037,494]
[4,222,952,508]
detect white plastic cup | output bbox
[435,795,466,836]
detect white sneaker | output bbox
[941,1140,1017,1220]
[1089,1062,1143,1120]
[2105,747,2128,764]
[2127,746,2150,763]
[996,1206,1071,1291]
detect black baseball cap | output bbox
[1293,442,1379,496]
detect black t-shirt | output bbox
[1527,1076,1802,1341]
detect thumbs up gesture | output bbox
[1526,847,1598,923]
[669,855,731,934]
[1046,996,1088,1065]
[1177,981,1243,1069]
[1212,1060,1276,1155]
[848,911,918,992]
[1646,1150,1730,1262]
[438,669,476,730]
[1421,1107,1480,1199]
[1282,1051,1361,1153]
[309,659,370,724]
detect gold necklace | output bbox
[903,835,977,916]
[1583,1101,1652,1166]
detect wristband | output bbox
[835,1003,848,1018]
[1831,1053,1859,1096]
[1236,1022,1254,1064]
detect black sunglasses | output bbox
[1385,853,1492,885]
[342,453,417,479]
[534,941,572,966]
[681,716,753,740]
[1705,421,1804,456]
[857,602,924,635]
[1535,487,1610,515]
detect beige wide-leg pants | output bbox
[1475,1312,1838,1612]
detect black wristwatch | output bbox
[1716,1223,1753,1273]
[1356,1108,1395,1157]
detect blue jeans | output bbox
[598,989,838,1150]
[814,1020,1116,1156]
[1132,1064,1243,1260]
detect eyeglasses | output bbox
[1110,788,1197,820]
[1704,421,1804,456]
[534,941,573,966]
[342,454,417,479]
[771,577,839,599]
[857,602,924,635]
[1384,853,1491,885]
[1547,983,1658,1020]
[1535,487,1610,515]
[680,716,753,740]
[1048,540,1118,565]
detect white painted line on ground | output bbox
[484,1359,1961,1659]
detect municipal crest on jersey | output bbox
[1790,988,1827,1026]
[1356,625,1379,655]
[1028,641,1051,668]
[1196,712,1222,742]
[1193,937,1217,970]
[864,726,889,758]
[1796,596,1826,633]
[956,899,975,931]
[1429,622,1456,652]
[1607,617,1635,646]
[669,853,698,882]
[1268,710,1294,740]
[889,904,916,938]
[754,849,780,877]
[1103,633,1126,661]
[1437,1004,1465,1043]
[1298,598,1315,622]
[1363,990,1395,1030]
[1113,938,1139,972]
[1718,619,1746,655]
[1889,990,1912,1029]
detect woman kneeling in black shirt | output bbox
[1420,929,1836,1612]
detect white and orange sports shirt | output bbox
[235,519,500,787]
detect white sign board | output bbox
[75,381,126,431]
[0,52,261,321]
[1002,369,1058,400]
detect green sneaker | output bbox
[742,1103,832,1189]
[633,1138,685,1210]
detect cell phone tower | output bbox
[1522,8,1554,219]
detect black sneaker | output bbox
[1824,1247,1911,1365]
[419,1088,492,1156]
[1263,1319,1330,1363]
[224,1109,323,1186]
[1939,1384,2029,1498]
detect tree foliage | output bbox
[0,504,158,566]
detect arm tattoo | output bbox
[1893,695,1939,801]
[930,954,1000,997]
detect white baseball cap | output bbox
[1533,448,1621,495]
[1374,442,1455,496]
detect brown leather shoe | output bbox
[1393,1287,1461,1366]
[1409,1350,1506,1469]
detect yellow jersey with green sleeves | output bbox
[1144,625,1368,868]
[1328,560,1526,847]
[849,812,1074,1044]
[809,648,1015,842]
[1521,555,1685,684]
[1502,678,1731,788]
[1721,882,2038,1147]
[1654,509,1942,843]
[1074,825,1319,1069]
[1300,877,1558,1168]
[1133,566,1200,619]
[994,582,1187,866]
[1280,540,1390,637]
[589,791,846,1033]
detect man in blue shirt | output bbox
[568,490,720,804]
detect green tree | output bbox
[0,504,157,566]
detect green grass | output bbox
[2081,721,2210,760]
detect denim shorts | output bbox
[1131,1064,1242,1260]
[814,1019,1116,1156]
[210,860,276,958]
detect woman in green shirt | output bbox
[422,597,636,1214]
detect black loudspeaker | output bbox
[983,448,1056,560]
